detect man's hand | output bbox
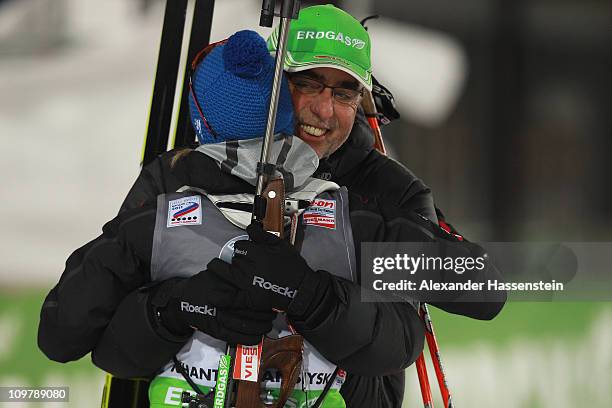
[151,273,276,345]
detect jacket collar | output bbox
[314,110,374,181]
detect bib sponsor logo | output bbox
[180,301,216,317]
[171,361,219,383]
[296,30,366,49]
[304,199,336,230]
[167,196,202,227]
[214,355,231,407]
[233,343,263,382]
[164,386,193,405]
[260,369,338,386]
[252,276,297,299]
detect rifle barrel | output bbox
[255,16,292,197]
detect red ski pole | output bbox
[361,90,453,408]
[420,303,453,407]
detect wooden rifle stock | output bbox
[261,178,285,237]
[234,177,304,408]
[234,1,303,404]
[235,335,303,408]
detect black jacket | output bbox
[38,163,504,404]
[39,179,504,407]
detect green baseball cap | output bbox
[267,4,372,91]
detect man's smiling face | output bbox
[288,67,362,159]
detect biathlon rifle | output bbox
[224,1,304,408]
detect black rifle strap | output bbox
[312,366,340,408]
[172,355,211,398]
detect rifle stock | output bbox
[230,1,303,405]
[235,335,304,408]
[231,177,304,407]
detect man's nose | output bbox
[311,89,334,121]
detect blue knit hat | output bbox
[189,30,295,144]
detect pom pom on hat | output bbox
[223,30,269,78]
[189,30,295,144]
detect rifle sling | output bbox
[311,366,340,408]
[172,355,210,398]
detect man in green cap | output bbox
[267,4,437,222]
[267,4,373,159]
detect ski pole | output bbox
[420,303,453,407]
[415,352,434,408]
[361,89,454,408]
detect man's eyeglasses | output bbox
[189,39,228,140]
[286,73,364,107]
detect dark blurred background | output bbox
[301,0,612,241]
[339,0,612,242]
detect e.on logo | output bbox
[304,198,337,230]
[312,199,335,209]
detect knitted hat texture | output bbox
[189,30,295,144]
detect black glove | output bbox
[150,275,276,345]
[206,223,330,316]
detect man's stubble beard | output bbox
[294,110,353,159]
